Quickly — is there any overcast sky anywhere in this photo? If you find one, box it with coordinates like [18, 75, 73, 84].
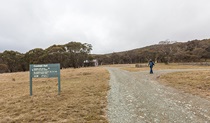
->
[0, 0, 210, 54]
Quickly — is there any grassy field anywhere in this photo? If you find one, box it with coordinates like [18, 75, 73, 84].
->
[121, 63, 210, 72]
[159, 71, 210, 100]
[0, 67, 109, 123]
[1, 63, 210, 122]
[120, 63, 210, 100]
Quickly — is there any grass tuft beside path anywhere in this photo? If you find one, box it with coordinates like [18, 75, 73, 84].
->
[159, 71, 210, 100]
[121, 63, 210, 72]
[120, 63, 210, 100]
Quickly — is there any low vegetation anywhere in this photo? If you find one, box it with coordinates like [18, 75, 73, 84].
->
[159, 71, 210, 100]
[1, 63, 210, 122]
[121, 63, 210, 100]
[0, 67, 109, 123]
[121, 63, 210, 72]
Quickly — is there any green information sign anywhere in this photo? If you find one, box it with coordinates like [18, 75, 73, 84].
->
[29, 63, 61, 96]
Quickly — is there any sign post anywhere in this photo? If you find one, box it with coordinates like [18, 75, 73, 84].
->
[29, 63, 61, 96]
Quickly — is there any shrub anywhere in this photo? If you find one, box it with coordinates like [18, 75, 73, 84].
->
[0, 64, 9, 73]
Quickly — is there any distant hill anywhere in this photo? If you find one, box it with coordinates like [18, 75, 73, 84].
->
[93, 39, 210, 65]
[1, 39, 210, 73]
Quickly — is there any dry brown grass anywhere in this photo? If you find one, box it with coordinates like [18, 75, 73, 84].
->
[0, 67, 109, 123]
[159, 71, 210, 100]
[120, 63, 210, 100]
[103, 64, 134, 68]
[121, 63, 210, 72]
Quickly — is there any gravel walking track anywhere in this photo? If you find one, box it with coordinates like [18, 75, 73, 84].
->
[106, 67, 210, 123]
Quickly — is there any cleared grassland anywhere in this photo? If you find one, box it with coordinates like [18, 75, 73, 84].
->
[121, 63, 210, 72]
[1, 63, 210, 122]
[0, 67, 109, 123]
[159, 71, 210, 100]
[121, 63, 210, 100]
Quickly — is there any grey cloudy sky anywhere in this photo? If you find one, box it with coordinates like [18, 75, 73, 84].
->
[0, 0, 210, 54]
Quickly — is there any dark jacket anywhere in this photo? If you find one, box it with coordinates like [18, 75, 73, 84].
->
[149, 61, 154, 67]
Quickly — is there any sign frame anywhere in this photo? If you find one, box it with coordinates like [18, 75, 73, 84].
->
[29, 63, 61, 96]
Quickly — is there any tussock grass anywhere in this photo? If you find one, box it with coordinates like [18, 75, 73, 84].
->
[120, 63, 210, 100]
[159, 71, 210, 100]
[122, 63, 210, 72]
[0, 67, 109, 123]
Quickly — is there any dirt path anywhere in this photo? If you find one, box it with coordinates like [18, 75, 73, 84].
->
[106, 68, 210, 123]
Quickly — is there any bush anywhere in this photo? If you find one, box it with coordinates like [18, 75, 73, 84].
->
[0, 64, 9, 73]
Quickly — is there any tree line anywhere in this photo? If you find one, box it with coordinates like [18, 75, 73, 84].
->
[1, 39, 210, 73]
[0, 42, 92, 73]
[94, 39, 210, 65]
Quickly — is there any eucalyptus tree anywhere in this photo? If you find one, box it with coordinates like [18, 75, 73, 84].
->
[64, 42, 92, 68]
[0, 53, 8, 73]
[1, 50, 24, 72]
[24, 48, 45, 70]
[44, 45, 66, 68]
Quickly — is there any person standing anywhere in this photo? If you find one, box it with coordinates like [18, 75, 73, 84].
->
[148, 59, 155, 74]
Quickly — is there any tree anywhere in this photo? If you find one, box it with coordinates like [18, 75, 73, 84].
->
[110, 53, 120, 64]
[94, 55, 110, 65]
[44, 45, 66, 67]
[0, 64, 9, 73]
[64, 42, 92, 68]
[25, 48, 45, 64]
[158, 44, 174, 64]
[1, 50, 23, 72]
